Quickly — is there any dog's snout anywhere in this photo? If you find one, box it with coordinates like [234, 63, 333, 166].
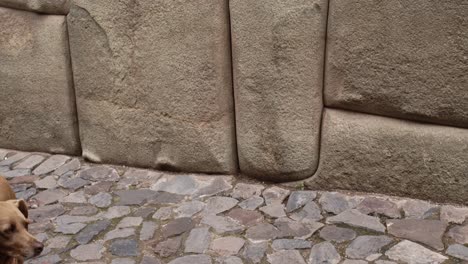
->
[33, 241, 44, 256]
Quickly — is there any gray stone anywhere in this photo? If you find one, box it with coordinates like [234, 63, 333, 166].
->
[175, 201, 206, 218]
[100, 206, 131, 219]
[16, 187, 37, 200]
[217, 256, 243, 264]
[47, 235, 71, 249]
[274, 219, 315, 239]
[326, 209, 385, 233]
[447, 224, 468, 244]
[117, 217, 143, 228]
[210, 236, 245, 256]
[260, 204, 286, 218]
[53, 158, 80, 176]
[2, 168, 30, 178]
[116, 189, 157, 206]
[0, 152, 29, 166]
[346, 235, 393, 259]
[267, 250, 306, 264]
[203, 197, 238, 215]
[168, 255, 212, 264]
[231, 183, 264, 200]
[61, 190, 87, 204]
[68, 0, 235, 173]
[149, 192, 185, 205]
[140, 221, 157, 241]
[290, 201, 322, 221]
[110, 239, 138, 257]
[89, 192, 113, 208]
[79, 166, 120, 182]
[70, 206, 98, 216]
[76, 219, 110, 244]
[230, 0, 327, 181]
[151, 175, 233, 198]
[342, 261, 368, 264]
[13, 155, 46, 170]
[29, 204, 65, 222]
[104, 228, 135, 241]
[201, 215, 244, 235]
[400, 199, 439, 219]
[226, 208, 264, 227]
[34, 176, 58, 189]
[84, 181, 113, 195]
[120, 168, 162, 189]
[242, 241, 267, 264]
[141, 256, 162, 264]
[55, 222, 86, 235]
[385, 240, 447, 264]
[441, 205, 468, 224]
[307, 109, 468, 204]
[152, 207, 173, 220]
[33, 155, 71, 175]
[154, 236, 182, 258]
[262, 187, 290, 205]
[245, 223, 278, 242]
[162, 217, 194, 238]
[447, 244, 468, 261]
[112, 259, 136, 264]
[58, 176, 89, 191]
[319, 225, 357, 243]
[272, 239, 312, 250]
[286, 191, 317, 213]
[27, 254, 62, 264]
[185, 227, 211, 254]
[387, 219, 446, 250]
[132, 207, 155, 219]
[319, 192, 362, 215]
[374, 261, 396, 264]
[33, 189, 68, 206]
[309, 242, 341, 264]
[238, 196, 264, 210]
[0, 6, 80, 155]
[70, 243, 104, 261]
[356, 197, 401, 218]
[324, 0, 468, 128]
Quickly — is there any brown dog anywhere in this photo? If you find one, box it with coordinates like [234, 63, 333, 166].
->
[0, 176, 43, 264]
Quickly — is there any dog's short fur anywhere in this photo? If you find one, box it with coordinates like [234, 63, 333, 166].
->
[0, 176, 43, 264]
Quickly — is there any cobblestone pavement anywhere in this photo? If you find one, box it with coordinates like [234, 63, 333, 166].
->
[1, 149, 468, 264]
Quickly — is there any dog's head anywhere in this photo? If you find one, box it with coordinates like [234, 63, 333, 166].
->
[0, 200, 43, 259]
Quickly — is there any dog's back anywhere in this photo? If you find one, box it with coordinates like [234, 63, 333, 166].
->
[0, 176, 16, 202]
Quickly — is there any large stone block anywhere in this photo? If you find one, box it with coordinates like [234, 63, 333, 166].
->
[0, 7, 79, 154]
[67, 0, 235, 173]
[0, 0, 69, 14]
[230, 0, 328, 181]
[307, 109, 468, 205]
[325, 0, 468, 127]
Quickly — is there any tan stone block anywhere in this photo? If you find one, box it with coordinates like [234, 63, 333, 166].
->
[0, 0, 69, 14]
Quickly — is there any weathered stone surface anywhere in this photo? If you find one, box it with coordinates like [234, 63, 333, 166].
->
[154, 236, 182, 258]
[0, 0, 69, 14]
[387, 219, 446, 250]
[441, 205, 468, 224]
[33, 155, 71, 175]
[346, 235, 393, 259]
[262, 187, 290, 205]
[33, 189, 68, 206]
[168, 255, 212, 264]
[447, 244, 468, 261]
[0, 7, 79, 155]
[309, 242, 341, 264]
[29, 204, 65, 222]
[75, 219, 110, 244]
[61, 190, 87, 204]
[116, 189, 157, 206]
[89, 192, 113, 208]
[201, 215, 244, 235]
[59, 176, 89, 191]
[356, 197, 401, 218]
[325, 0, 468, 128]
[290, 201, 322, 221]
[117, 217, 143, 229]
[140, 221, 157, 241]
[13, 154, 46, 170]
[0, 152, 28, 166]
[260, 204, 286, 218]
[319, 192, 362, 215]
[141, 256, 162, 264]
[84, 181, 113, 195]
[447, 224, 468, 244]
[267, 250, 306, 264]
[319, 225, 356, 243]
[53, 158, 80, 176]
[35, 176, 58, 189]
[112, 259, 136, 264]
[185, 227, 211, 254]
[204, 197, 238, 215]
[47, 235, 71, 249]
[70, 205, 98, 216]
[307, 109, 468, 204]
[245, 223, 278, 242]
[217, 256, 243, 264]
[151, 175, 233, 198]
[271, 239, 312, 250]
[342, 260, 367, 264]
[231, 183, 265, 200]
[238, 196, 264, 210]
[110, 239, 138, 257]
[162, 217, 194, 238]
[399, 199, 439, 219]
[174, 201, 205, 218]
[286, 191, 317, 213]
[230, 0, 327, 180]
[104, 228, 135, 241]
[274, 218, 317, 239]
[385, 240, 447, 264]
[70, 243, 104, 261]
[99, 206, 131, 219]
[210, 236, 245, 256]
[152, 207, 173, 221]
[78, 166, 120, 182]
[68, 0, 235, 173]
[226, 208, 264, 227]
[326, 209, 385, 233]
[242, 241, 267, 264]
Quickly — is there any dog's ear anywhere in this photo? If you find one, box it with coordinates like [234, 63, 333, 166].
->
[7, 199, 28, 218]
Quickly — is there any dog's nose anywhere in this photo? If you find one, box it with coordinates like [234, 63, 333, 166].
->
[33, 241, 44, 256]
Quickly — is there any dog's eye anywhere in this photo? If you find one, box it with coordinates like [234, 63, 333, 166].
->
[4, 224, 16, 235]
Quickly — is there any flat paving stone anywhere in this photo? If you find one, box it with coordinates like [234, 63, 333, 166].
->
[238, 196, 264, 210]
[201, 215, 244, 235]
[356, 197, 401, 218]
[140, 221, 157, 241]
[290, 201, 322, 221]
[346, 235, 393, 259]
[386, 219, 446, 250]
[70, 206, 99, 216]
[210, 236, 245, 256]
[13, 154, 46, 170]
[58, 176, 89, 190]
[260, 203, 286, 218]
[116, 189, 157, 205]
[267, 250, 306, 264]
[79, 166, 120, 182]
[0, 152, 29, 166]
[309, 241, 341, 264]
[117, 217, 143, 228]
[175, 201, 206, 218]
[326, 209, 386, 233]
[446, 244, 468, 261]
[441, 205, 468, 224]
[33, 155, 70, 175]
[33, 189, 68, 206]
[75, 219, 110, 244]
[61, 190, 87, 204]
[152, 207, 173, 220]
[245, 223, 278, 242]
[105, 228, 135, 241]
[226, 208, 264, 227]
[271, 239, 312, 250]
[110, 239, 138, 257]
[89, 192, 113, 208]
[151, 175, 232, 198]
[154, 236, 182, 258]
[385, 240, 448, 264]
[319, 192, 362, 215]
[447, 224, 468, 244]
[242, 241, 267, 264]
[185, 227, 211, 254]
[274, 219, 315, 239]
[319, 225, 357, 243]
[262, 186, 290, 205]
[203, 197, 238, 215]
[29, 204, 65, 222]
[400, 199, 439, 219]
[231, 183, 264, 200]
[286, 191, 317, 213]
[70, 243, 104, 261]
[99, 206, 131, 219]
[168, 255, 212, 264]
[53, 158, 81, 176]
[162, 217, 195, 238]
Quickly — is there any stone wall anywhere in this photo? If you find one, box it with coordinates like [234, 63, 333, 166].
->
[0, 0, 467, 204]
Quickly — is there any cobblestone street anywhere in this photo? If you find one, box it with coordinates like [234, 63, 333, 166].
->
[1, 149, 467, 264]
